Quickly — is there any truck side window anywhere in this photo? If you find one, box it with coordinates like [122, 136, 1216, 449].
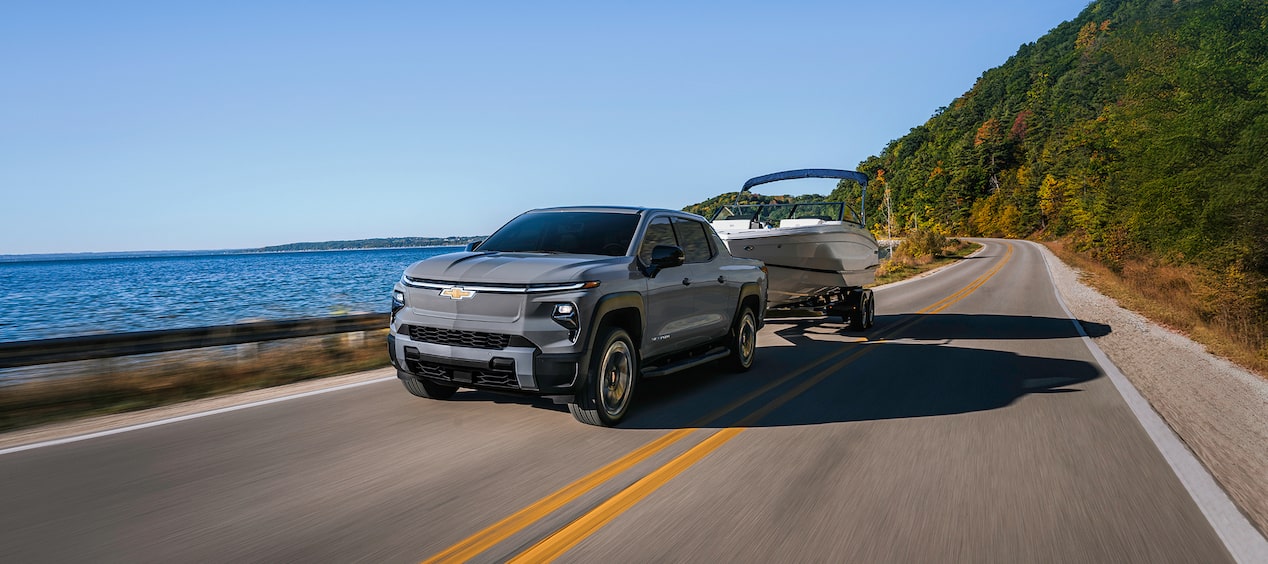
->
[707, 228, 728, 257]
[671, 217, 714, 264]
[638, 217, 678, 264]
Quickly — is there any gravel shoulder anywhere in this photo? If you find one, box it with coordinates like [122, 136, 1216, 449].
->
[1036, 242, 1268, 538]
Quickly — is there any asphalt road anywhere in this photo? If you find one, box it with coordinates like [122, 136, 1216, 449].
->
[0, 240, 1234, 562]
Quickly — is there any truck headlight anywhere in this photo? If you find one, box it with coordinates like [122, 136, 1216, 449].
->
[392, 289, 406, 314]
[552, 302, 579, 337]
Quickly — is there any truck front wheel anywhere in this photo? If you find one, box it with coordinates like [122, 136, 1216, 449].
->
[569, 326, 637, 426]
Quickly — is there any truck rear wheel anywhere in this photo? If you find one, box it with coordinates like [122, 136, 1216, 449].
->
[727, 306, 757, 371]
[569, 326, 637, 426]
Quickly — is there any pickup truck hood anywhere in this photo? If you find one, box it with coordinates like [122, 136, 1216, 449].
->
[403, 251, 629, 285]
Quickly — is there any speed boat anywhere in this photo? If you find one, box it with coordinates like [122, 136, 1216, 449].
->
[709, 169, 879, 312]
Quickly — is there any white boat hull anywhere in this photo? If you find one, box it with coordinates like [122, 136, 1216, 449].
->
[715, 223, 878, 307]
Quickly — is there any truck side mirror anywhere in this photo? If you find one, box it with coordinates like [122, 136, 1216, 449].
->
[465, 240, 483, 252]
[646, 245, 685, 277]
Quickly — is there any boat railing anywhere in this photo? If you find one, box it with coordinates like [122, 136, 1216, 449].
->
[710, 201, 863, 227]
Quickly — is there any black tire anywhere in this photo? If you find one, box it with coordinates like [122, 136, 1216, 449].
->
[401, 375, 458, 400]
[847, 289, 872, 331]
[569, 326, 637, 426]
[863, 289, 876, 329]
[727, 306, 758, 371]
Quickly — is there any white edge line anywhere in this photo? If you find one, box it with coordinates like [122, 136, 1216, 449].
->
[871, 238, 990, 293]
[1029, 240, 1268, 563]
[0, 375, 397, 457]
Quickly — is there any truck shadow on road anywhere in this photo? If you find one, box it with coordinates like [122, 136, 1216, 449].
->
[621, 312, 1108, 429]
[781, 313, 1112, 341]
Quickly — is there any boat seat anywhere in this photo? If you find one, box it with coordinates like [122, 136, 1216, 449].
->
[711, 219, 754, 231]
[778, 218, 828, 227]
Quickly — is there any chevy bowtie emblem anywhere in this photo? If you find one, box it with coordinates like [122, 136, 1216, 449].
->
[439, 286, 475, 300]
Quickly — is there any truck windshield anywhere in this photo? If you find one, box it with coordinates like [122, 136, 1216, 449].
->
[477, 211, 640, 256]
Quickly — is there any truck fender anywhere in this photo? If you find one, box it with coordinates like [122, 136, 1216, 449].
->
[574, 292, 645, 408]
[735, 282, 766, 329]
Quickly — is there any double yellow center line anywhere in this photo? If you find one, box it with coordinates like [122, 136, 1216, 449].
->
[922, 243, 1013, 314]
[427, 242, 1014, 563]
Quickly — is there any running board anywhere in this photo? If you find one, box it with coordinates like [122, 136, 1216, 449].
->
[640, 347, 730, 378]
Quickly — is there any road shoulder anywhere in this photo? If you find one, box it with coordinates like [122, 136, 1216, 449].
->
[0, 368, 397, 453]
[1033, 241, 1268, 557]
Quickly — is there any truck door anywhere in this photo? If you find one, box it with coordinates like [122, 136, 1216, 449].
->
[639, 216, 692, 360]
[670, 217, 732, 343]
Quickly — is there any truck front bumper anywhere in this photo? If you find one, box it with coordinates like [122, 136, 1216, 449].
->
[389, 333, 583, 399]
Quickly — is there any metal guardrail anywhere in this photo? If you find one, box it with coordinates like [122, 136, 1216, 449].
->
[0, 313, 389, 369]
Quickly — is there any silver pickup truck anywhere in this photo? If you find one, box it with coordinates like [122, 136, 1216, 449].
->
[389, 206, 767, 426]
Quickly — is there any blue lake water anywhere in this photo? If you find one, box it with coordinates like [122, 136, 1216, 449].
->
[0, 247, 461, 342]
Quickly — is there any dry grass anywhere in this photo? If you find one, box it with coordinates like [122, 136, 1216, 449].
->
[0, 330, 391, 432]
[872, 239, 980, 287]
[1045, 239, 1268, 378]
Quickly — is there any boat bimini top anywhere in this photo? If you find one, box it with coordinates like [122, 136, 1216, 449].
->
[715, 168, 870, 228]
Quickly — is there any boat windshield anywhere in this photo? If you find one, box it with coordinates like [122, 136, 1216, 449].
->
[710, 202, 861, 226]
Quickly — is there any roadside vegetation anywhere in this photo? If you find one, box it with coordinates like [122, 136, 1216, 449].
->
[0, 331, 390, 432]
[1047, 239, 1267, 377]
[847, 0, 1267, 373]
[687, 0, 1267, 374]
[872, 230, 979, 287]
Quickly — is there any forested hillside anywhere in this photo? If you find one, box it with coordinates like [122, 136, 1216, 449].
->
[858, 0, 1267, 358]
[687, 0, 1267, 360]
[859, 0, 1266, 274]
[683, 191, 863, 220]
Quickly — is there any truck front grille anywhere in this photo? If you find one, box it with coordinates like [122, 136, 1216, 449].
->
[406, 359, 520, 390]
[402, 325, 511, 350]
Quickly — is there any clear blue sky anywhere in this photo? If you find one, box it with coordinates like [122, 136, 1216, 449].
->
[1, 1, 1090, 254]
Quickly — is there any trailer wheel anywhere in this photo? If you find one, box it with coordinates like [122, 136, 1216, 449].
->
[844, 288, 874, 331]
[862, 289, 875, 329]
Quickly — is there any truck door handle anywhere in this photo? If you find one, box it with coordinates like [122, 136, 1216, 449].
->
[682, 278, 691, 286]
[717, 276, 726, 284]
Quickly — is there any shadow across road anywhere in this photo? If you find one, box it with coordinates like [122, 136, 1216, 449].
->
[774, 313, 1111, 343]
[447, 390, 569, 413]
[625, 341, 1100, 429]
[430, 312, 1110, 430]
[624, 312, 1108, 429]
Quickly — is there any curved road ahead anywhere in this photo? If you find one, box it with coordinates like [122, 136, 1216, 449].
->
[0, 240, 1236, 562]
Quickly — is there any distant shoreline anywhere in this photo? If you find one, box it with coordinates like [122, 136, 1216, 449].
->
[0, 238, 486, 264]
[248, 236, 484, 254]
